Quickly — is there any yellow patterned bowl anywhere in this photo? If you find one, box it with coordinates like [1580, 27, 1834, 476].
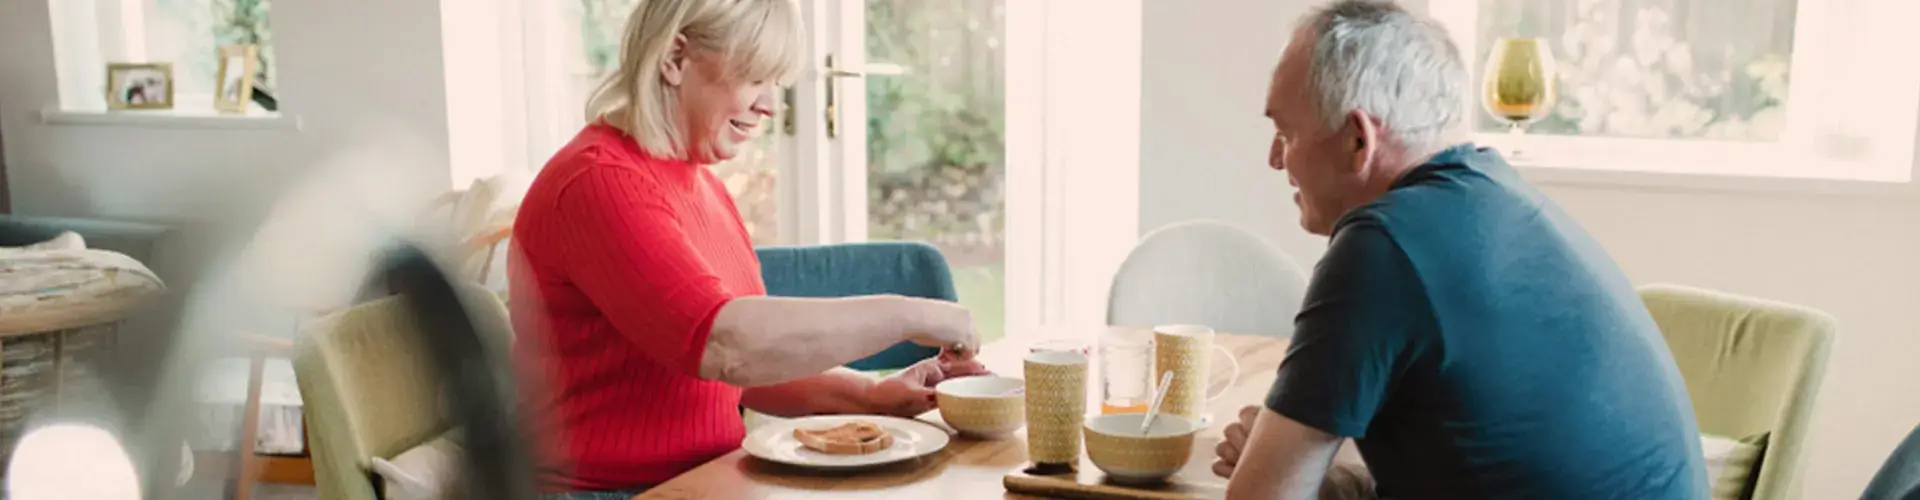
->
[935, 375, 1026, 439]
[1083, 413, 1201, 483]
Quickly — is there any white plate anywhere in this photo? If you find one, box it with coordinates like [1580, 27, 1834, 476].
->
[741, 415, 951, 470]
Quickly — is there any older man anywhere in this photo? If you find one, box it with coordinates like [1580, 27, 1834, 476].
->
[1210, 1, 1708, 499]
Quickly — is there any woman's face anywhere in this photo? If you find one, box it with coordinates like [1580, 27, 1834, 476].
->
[675, 50, 779, 164]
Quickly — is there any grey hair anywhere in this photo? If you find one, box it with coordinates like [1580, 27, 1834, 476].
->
[1297, 0, 1466, 154]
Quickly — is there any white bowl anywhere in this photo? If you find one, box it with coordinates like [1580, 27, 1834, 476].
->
[935, 375, 1026, 439]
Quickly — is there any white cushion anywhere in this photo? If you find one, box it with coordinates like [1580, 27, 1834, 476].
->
[1700, 433, 1767, 500]
[1701, 434, 1739, 480]
[369, 432, 465, 500]
[0, 245, 165, 335]
[10, 231, 86, 251]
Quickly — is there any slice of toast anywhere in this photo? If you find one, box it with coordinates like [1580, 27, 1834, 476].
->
[793, 421, 895, 455]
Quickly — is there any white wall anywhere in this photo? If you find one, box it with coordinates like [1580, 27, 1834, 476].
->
[1139, 0, 1326, 262]
[1139, 0, 1920, 497]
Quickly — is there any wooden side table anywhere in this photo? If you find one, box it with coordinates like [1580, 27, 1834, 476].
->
[230, 333, 314, 500]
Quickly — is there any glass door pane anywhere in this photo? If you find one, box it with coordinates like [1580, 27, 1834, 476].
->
[863, 0, 1007, 341]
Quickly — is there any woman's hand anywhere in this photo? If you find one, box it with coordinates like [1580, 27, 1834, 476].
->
[902, 298, 981, 356]
[863, 356, 993, 417]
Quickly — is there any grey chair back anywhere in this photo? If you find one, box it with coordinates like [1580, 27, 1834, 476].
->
[1107, 220, 1308, 338]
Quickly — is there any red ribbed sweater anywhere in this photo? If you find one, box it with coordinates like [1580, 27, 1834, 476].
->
[509, 123, 765, 492]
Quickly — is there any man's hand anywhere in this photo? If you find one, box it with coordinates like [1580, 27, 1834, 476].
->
[864, 355, 992, 417]
[1216, 406, 1344, 500]
[1214, 405, 1261, 478]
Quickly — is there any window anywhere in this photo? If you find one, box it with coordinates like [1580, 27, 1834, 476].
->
[1431, 0, 1920, 182]
[51, 0, 276, 110]
[146, 0, 277, 98]
[1475, 0, 1791, 142]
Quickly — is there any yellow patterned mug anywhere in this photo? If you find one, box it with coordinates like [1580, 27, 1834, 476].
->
[1151, 324, 1242, 421]
[1024, 350, 1089, 465]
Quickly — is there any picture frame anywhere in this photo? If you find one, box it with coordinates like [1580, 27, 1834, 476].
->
[215, 45, 260, 113]
[106, 63, 175, 111]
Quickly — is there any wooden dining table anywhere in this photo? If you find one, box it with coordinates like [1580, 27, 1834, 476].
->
[635, 329, 1295, 500]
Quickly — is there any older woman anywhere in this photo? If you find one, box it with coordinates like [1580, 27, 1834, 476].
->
[509, 0, 985, 497]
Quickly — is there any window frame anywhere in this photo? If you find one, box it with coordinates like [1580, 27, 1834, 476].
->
[1427, 0, 1920, 184]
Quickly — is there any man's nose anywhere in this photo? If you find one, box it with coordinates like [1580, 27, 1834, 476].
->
[1268, 140, 1285, 171]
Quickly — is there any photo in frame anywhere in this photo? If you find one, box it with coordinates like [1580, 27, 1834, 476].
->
[214, 45, 260, 113]
[106, 63, 174, 110]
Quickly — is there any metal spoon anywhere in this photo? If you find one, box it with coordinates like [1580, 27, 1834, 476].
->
[1140, 370, 1176, 435]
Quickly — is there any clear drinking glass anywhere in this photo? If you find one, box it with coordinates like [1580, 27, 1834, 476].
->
[1099, 329, 1154, 414]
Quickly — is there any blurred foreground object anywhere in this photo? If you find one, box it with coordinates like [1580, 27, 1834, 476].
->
[0, 231, 165, 475]
[7, 423, 142, 499]
[0, 123, 532, 499]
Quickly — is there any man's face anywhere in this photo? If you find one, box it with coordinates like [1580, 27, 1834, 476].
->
[1266, 31, 1368, 236]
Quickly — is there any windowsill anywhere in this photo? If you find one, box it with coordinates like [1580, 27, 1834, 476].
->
[1472, 132, 1920, 200]
[38, 106, 301, 130]
[1512, 160, 1920, 200]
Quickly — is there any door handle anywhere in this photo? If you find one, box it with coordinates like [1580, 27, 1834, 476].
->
[782, 86, 797, 136]
[824, 55, 906, 138]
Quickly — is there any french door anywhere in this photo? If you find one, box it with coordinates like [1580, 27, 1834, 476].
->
[522, 0, 1039, 340]
[785, 0, 1022, 341]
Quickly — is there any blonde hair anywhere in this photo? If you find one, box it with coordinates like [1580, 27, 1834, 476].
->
[586, 0, 806, 159]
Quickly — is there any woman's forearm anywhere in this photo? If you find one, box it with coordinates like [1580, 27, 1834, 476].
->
[696, 295, 965, 387]
[738, 368, 879, 417]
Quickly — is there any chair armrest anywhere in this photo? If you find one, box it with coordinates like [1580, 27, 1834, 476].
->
[238, 332, 295, 358]
[463, 225, 512, 253]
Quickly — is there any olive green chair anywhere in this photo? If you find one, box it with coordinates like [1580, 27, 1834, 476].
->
[293, 288, 512, 500]
[1640, 284, 1835, 500]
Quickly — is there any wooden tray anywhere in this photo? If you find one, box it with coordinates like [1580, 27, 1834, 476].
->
[1004, 463, 1227, 500]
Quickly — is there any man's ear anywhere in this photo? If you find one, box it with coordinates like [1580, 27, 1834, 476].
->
[1346, 109, 1379, 173]
[661, 33, 689, 87]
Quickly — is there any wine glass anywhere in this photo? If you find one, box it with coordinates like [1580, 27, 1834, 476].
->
[1481, 37, 1558, 135]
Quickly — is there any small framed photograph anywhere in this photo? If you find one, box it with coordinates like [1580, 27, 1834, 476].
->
[215, 45, 259, 113]
[106, 62, 174, 110]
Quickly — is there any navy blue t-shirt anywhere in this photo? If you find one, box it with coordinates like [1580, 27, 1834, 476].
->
[1264, 145, 1708, 499]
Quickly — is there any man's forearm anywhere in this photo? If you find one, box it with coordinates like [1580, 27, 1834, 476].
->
[1226, 409, 1342, 500]
[699, 295, 941, 387]
[739, 368, 879, 418]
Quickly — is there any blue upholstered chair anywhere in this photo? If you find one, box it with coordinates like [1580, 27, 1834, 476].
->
[754, 242, 953, 371]
[1865, 423, 1920, 500]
